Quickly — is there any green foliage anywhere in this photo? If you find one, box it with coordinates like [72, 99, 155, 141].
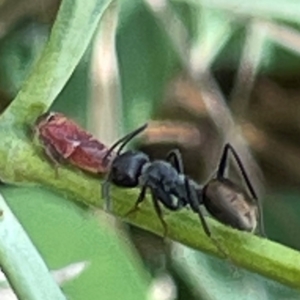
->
[173, 245, 300, 300]
[2, 186, 149, 300]
[0, 189, 66, 300]
[1, 0, 300, 299]
[0, 22, 48, 95]
[117, 1, 181, 130]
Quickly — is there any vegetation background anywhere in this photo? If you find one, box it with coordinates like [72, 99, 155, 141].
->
[1, 0, 300, 299]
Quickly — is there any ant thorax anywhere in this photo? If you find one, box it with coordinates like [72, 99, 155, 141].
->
[138, 160, 182, 187]
[138, 160, 187, 209]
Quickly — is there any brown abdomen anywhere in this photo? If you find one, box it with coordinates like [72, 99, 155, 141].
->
[203, 178, 257, 232]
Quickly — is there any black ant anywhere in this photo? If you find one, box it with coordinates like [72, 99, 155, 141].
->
[101, 124, 265, 240]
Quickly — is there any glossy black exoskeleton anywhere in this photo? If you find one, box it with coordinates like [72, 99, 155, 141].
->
[102, 124, 265, 238]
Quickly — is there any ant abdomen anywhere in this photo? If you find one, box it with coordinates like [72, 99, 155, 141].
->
[203, 178, 258, 232]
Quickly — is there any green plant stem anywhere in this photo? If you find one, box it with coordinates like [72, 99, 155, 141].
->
[0, 0, 298, 293]
[0, 192, 67, 300]
[0, 131, 299, 290]
[0, 0, 112, 298]
[0, 0, 112, 127]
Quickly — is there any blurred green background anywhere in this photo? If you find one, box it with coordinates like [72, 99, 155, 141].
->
[1, 0, 300, 299]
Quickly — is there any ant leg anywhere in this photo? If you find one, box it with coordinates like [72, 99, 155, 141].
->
[166, 149, 184, 174]
[186, 179, 229, 257]
[124, 185, 147, 217]
[217, 144, 266, 237]
[184, 178, 211, 237]
[102, 171, 113, 212]
[217, 144, 256, 197]
[167, 151, 215, 235]
[151, 190, 168, 238]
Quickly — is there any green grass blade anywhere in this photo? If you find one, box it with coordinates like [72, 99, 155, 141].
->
[0, 0, 112, 126]
[0, 193, 66, 300]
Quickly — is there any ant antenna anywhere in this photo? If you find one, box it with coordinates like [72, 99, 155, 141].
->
[103, 123, 148, 162]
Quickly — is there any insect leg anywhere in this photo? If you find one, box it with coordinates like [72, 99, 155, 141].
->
[186, 179, 230, 257]
[124, 185, 147, 217]
[102, 171, 113, 212]
[217, 144, 256, 196]
[217, 143, 266, 237]
[167, 150, 216, 235]
[166, 149, 184, 174]
[151, 190, 168, 238]
[184, 178, 211, 237]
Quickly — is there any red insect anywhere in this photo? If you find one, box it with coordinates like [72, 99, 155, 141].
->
[34, 112, 114, 174]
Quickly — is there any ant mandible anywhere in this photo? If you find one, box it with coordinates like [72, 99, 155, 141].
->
[101, 123, 265, 239]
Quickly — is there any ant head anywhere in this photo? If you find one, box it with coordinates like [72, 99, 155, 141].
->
[105, 123, 149, 187]
[110, 150, 149, 187]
